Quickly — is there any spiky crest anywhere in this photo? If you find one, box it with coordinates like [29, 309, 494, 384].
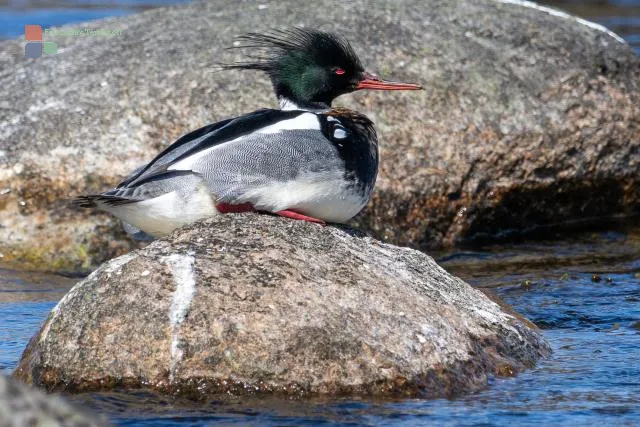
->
[223, 28, 365, 109]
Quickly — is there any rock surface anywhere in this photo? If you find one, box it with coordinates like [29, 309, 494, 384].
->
[14, 214, 549, 398]
[1, 0, 639, 271]
[0, 375, 110, 427]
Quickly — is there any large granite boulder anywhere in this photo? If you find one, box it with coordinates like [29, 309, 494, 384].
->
[0, 375, 110, 427]
[1, 0, 638, 271]
[14, 214, 550, 398]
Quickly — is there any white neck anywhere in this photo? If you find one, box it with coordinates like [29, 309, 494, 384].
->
[278, 97, 331, 113]
[279, 98, 301, 111]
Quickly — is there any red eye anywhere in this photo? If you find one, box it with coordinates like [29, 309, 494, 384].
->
[334, 68, 345, 75]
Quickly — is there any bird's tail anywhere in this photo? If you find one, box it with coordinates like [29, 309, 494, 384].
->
[72, 195, 99, 208]
[72, 194, 137, 209]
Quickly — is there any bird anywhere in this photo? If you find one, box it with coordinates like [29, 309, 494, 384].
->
[74, 28, 422, 238]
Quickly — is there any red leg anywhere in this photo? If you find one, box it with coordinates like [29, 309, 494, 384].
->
[216, 202, 256, 214]
[276, 209, 326, 224]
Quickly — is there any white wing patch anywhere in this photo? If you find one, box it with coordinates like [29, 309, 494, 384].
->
[258, 113, 320, 134]
[333, 126, 348, 140]
[327, 116, 348, 139]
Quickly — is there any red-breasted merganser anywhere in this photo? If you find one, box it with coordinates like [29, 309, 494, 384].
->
[75, 28, 422, 238]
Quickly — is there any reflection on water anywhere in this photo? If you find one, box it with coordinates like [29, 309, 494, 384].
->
[0, 268, 74, 374]
[439, 227, 640, 282]
[0, 268, 76, 303]
[1, 227, 639, 425]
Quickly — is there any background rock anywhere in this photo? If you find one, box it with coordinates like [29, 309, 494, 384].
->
[1, 0, 638, 271]
[14, 214, 550, 398]
[0, 375, 110, 427]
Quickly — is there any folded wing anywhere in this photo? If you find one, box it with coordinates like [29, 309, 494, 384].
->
[111, 109, 347, 212]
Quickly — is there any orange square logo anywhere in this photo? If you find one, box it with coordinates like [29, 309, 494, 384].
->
[25, 25, 42, 41]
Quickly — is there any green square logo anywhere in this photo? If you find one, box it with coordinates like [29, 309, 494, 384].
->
[43, 42, 57, 55]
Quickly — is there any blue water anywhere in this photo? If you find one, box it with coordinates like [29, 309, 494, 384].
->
[0, 301, 56, 372]
[0, 269, 74, 374]
[0, 0, 190, 39]
[2, 228, 639, 426]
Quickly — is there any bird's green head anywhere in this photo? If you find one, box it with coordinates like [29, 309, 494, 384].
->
[224, 28, 422, 109]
